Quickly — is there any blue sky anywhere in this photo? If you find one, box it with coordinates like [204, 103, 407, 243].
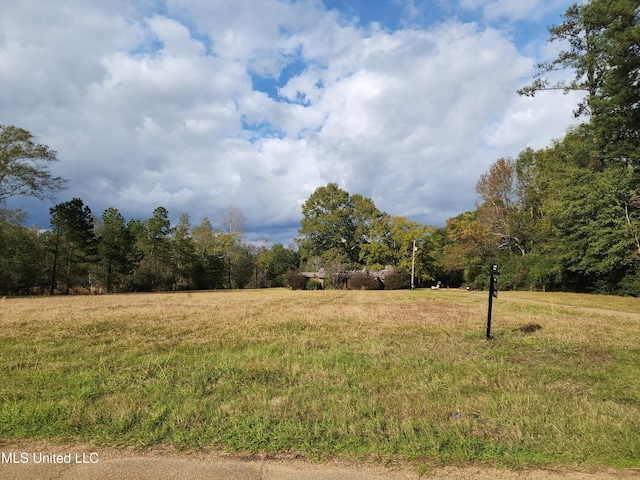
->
[1, 0, 581, 245]
[323, 0, 409, 29]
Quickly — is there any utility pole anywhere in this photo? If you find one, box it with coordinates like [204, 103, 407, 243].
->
[411, 240, 417, 289]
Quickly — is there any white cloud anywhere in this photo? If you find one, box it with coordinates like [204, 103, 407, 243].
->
[485, 92, 582, 151]
[460, 0, 570, 22]
[271, 22, 537, 219]
[0, 0, 579, 243]
[145, 16, 206, 57]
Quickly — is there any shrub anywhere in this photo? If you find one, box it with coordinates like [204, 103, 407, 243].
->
[283, 270, 308, 290]
[383, 267, 411, 290]
[323, 258, 345, 289]
[348, 272, 383, 290]
[305, 279, 323, 290]
[616, 272, 640, 297]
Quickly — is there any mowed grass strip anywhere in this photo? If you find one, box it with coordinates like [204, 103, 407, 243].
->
[0, 290, 638, 468]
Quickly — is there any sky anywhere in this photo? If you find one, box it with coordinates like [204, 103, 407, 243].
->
[1, 0, 583, 246]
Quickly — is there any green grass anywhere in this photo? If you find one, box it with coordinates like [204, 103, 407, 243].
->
[0, 289, 638, 469]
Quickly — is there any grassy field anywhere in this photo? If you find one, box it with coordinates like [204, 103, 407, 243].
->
[0, 289, 638, 470]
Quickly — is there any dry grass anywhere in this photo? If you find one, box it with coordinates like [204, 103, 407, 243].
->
[0, 289, 638, 469]
[500, 290, 640, 315]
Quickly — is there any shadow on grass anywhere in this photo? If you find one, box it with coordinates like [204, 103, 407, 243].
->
[514, 323, 543, 334]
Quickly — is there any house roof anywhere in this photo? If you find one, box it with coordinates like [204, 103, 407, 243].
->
[300, 266, 394, 280]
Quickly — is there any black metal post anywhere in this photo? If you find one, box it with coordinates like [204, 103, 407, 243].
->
[486, 274, 493, 340]
[486, 264, 498, 340]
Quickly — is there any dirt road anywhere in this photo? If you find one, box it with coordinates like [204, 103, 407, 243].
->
[1, 440, 638, 480]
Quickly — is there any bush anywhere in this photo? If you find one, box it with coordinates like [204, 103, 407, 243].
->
[617, 272, 640, 297]
[383, 267, 410, 290]
[348, 272, 383, 290]
[305, 279, 323, 290]
[283, 270, 308, 290]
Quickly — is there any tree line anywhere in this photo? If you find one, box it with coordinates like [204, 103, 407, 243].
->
[0, 124, 300, 294]
[1, 0, 638, 295]
[445, 0, 640, 294]
[1, 198, 301, 294]
[291, 0, 640, 295]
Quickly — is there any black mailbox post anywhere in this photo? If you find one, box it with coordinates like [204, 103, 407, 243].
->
[486, 264, 499, 340]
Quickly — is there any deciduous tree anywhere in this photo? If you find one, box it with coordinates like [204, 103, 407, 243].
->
[296, 183, 383, 265]
[263, 243, 300, 287]
[0, 125, 67, 204]
[360, 215, 431, 276]
[191, 217, 225, 289]
[475, 157, 532, 256]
